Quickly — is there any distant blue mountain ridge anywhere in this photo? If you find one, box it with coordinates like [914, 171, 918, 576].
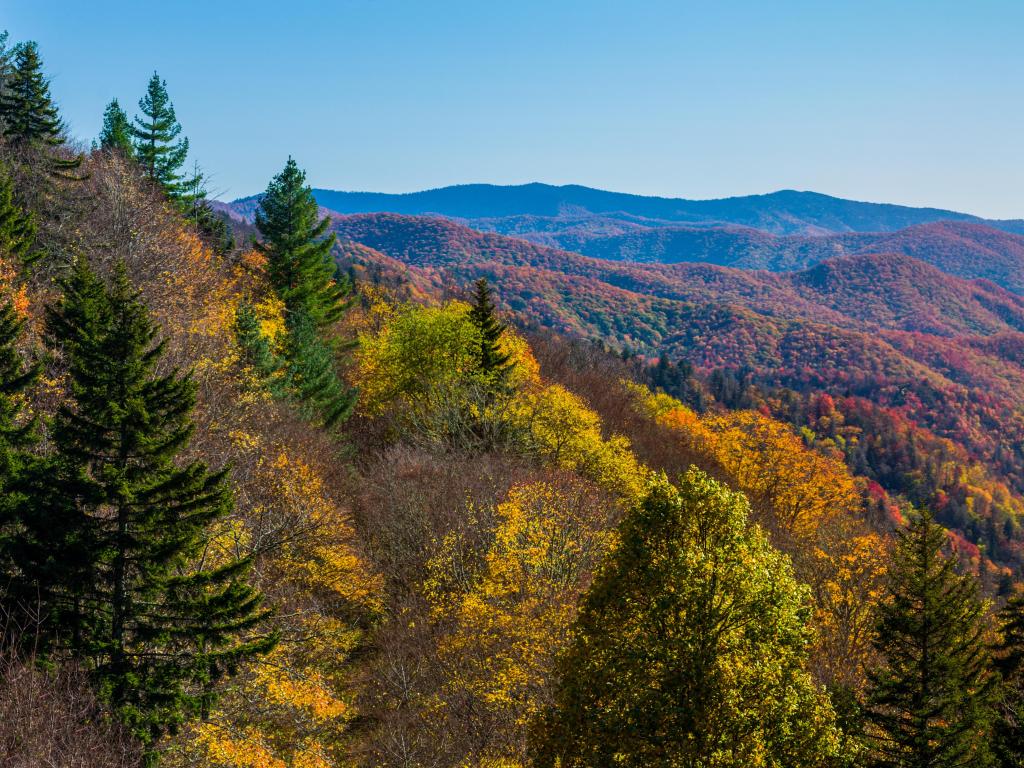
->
[261, 183, 1024, 237]
[219, 184, 1024, 292]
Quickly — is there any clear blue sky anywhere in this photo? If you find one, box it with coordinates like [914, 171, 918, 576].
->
[5, 0, 1023, 217]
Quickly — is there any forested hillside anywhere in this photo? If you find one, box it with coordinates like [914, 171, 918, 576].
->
[3, 31, 1024, 768]
[313, 212, 1024, 563]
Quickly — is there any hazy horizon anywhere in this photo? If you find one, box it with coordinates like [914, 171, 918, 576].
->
[6, 0, 1023, 218]
[254, 182, 1024, 221]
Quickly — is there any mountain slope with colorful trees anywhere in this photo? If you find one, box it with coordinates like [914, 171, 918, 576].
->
[3, 31, 1024, 768]
[315, 212, 1024, 579]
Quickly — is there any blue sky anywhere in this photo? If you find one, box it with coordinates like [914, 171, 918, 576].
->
[5, 1, 1023, 216]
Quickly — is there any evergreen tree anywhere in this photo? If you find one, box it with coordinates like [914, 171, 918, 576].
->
[234, 301, 283, 386]
[281, 309, 357, 429]
[20, 258, 273, 754]
[993, 593, 1024, 768]
[0, 41, 81, 173]
[0, 160, 40, 269]
[98, 98, 133, 155]
[468, 277, 511, 375]
[532, 469, 842, 768]
[0, 41, 60, 145]
[255, 158, 349, 327]
[0, 298, 38, 623]
[131, 73, 191, 198]
[866, 509, 997, 768]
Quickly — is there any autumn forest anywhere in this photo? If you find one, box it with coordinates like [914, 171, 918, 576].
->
[1, 26, 1024, 768]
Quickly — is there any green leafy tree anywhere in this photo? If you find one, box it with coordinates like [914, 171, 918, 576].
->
[20, 258, 273, 756]
[131, 73, 191, 198]
[254, 157, 349, 327]
[0, 160, 40, 269]
[993, 593, 1024, 768]
[98, 98, 133, 155]
[0, 41, 81, 173]
[866, 510, 997, 768]
[532, 469, 842, 768]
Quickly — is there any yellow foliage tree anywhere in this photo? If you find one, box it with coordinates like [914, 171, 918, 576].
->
[426, 479, 618, 766]
[628, 384, 887, 691]
[509, 384, 645, 501]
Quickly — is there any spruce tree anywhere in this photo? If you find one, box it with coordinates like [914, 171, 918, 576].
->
[255, 157, 349, 327]
[0, 160, 40, 269]
[532, 469, 842, 768]
[993, 593, 1024, 768]
[131, 73, 191, 198]
[282, 309, 357, 428]
[0, 42, 60, 145]
[0, 42, 81, 174]
[98, 98, 133, 155]
[22, 258, 273, 753]
[866, 510, 997, 768]
[468, 277, 511, 376]
[0, 297, 38, 624]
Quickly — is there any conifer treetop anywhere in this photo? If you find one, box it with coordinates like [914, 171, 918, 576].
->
[131, 72, 190, 197]
[255, 157, 348, 328]
[0, 41, 63, 146]
[99, 98, 133, 155]
[867, 509, 997, 768]
[468, 276, 512, 376]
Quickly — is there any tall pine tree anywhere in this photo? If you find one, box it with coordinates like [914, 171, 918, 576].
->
[0, 297, 38, 627]
[0, 41, 60, 146]
[99, 98, 133, 155]
[20, 258, 273, 754]
[866, 510, 997, 768]
[252, 158, 357, 429]
[255, 157, 349, 327]
[131, 73, 191, 198]
[0, 42, 81, 174]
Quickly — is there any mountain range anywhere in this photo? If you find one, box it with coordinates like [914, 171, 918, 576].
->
[293, 184, 1024, 236]
[222, 185, 1024, 498]
[222, 184, 1024, 292]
